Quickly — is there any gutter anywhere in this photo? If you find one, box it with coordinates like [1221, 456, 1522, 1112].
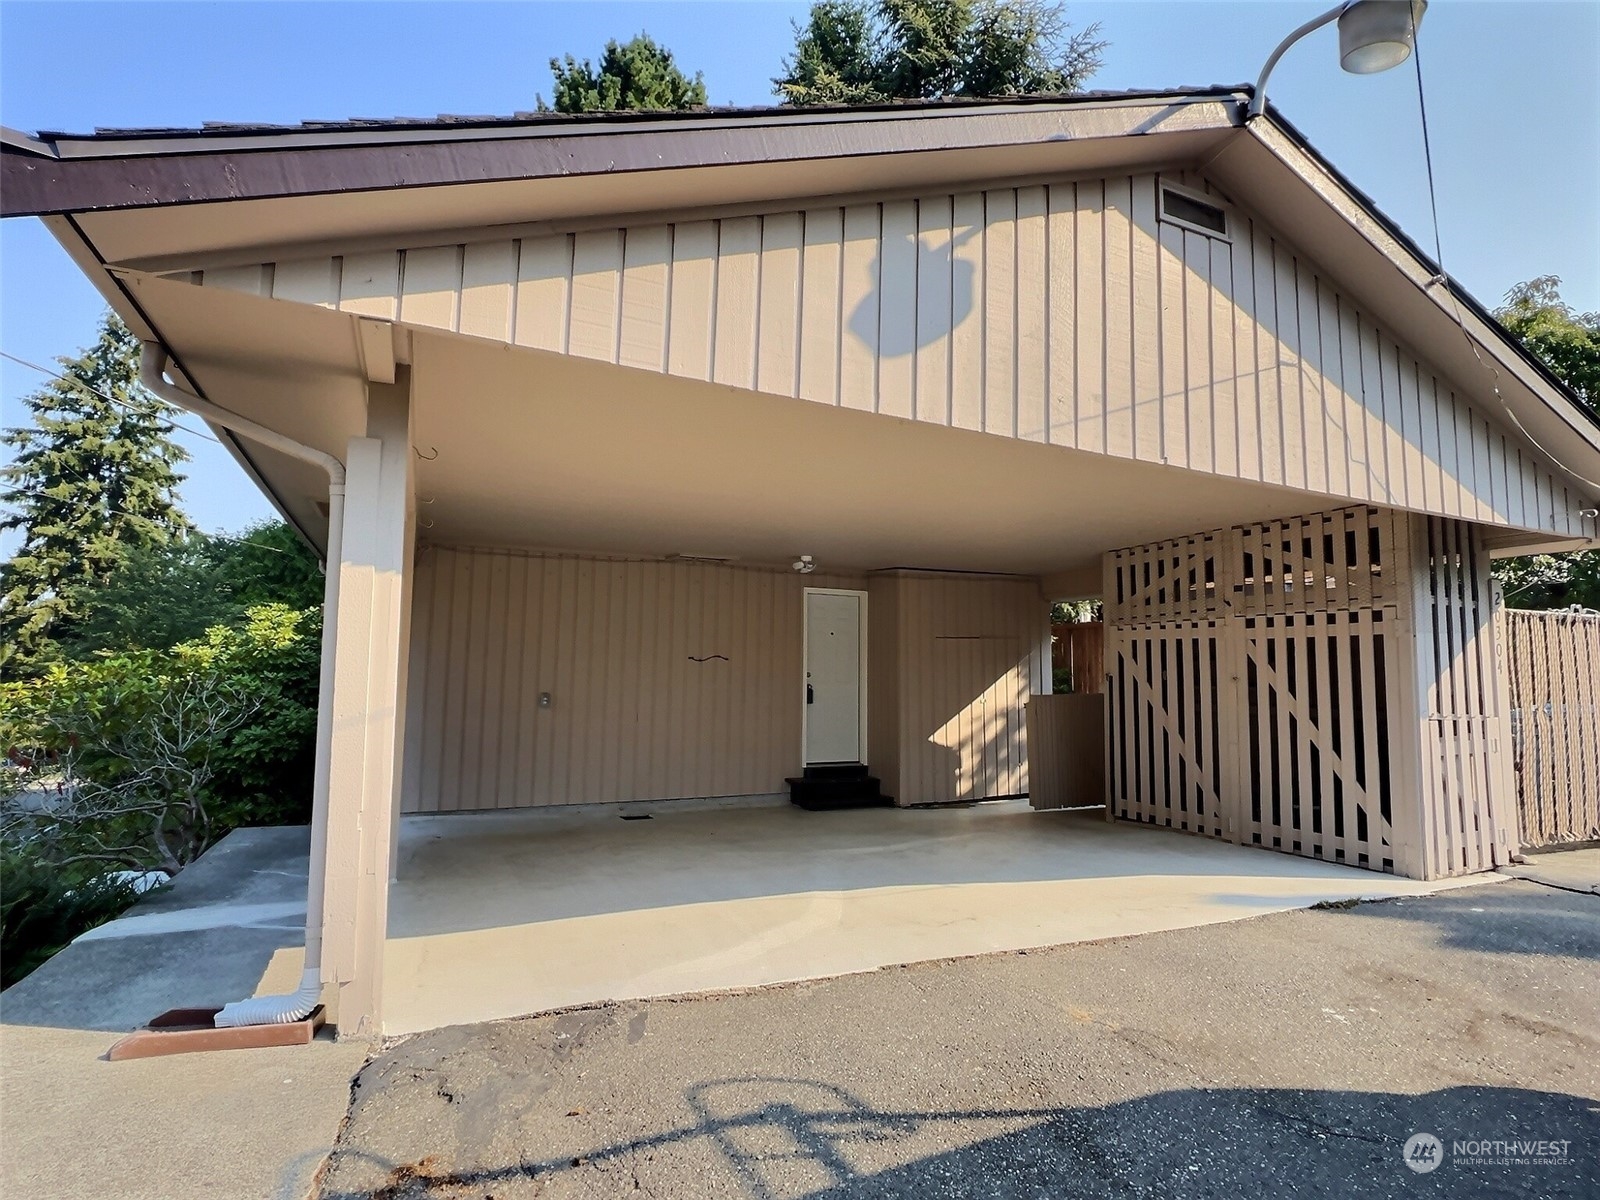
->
[138, 344, 341, 1028]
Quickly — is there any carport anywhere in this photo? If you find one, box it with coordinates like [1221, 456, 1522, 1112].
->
[7, 88, 1597, 1037]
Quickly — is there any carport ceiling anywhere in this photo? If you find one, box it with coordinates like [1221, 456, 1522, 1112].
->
[408, 330, 1330, 577]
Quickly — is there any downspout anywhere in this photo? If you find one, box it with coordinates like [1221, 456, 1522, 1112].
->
[139, 343, 342, 1028]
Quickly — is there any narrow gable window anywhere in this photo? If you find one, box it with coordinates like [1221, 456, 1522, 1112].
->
[1159, 183, 1229, 240]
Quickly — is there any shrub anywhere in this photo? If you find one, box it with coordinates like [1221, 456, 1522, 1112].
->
[0, 603, 318, 873]
[0, 849, 138, 988]
[170, 604, 320, 830]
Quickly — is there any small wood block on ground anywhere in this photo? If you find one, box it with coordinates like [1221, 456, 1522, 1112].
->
[106, 1006, 325, 1061]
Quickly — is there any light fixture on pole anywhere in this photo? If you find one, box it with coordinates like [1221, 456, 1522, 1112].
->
[1246, 0, 1426, 121]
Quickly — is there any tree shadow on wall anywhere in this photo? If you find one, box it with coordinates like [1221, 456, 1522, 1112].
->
[849, 226, 979, 359]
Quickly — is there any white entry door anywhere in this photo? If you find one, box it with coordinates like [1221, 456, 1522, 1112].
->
[804, 589, 866, 764]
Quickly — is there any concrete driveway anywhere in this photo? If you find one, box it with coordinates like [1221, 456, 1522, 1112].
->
[384, 801, 1496, 1034]
[319, 864, 1600, 1199]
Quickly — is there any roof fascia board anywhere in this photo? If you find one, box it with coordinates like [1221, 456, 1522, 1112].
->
[1484, 534, 1595, 558]
[1256, 112, 1595, 427]
[2, 95, 1242, 218]
[1, 126, 54, 157]
[39, 213, 161, 340]
[113, 155, 1205, 276]
[1247, 115, 1599, 444]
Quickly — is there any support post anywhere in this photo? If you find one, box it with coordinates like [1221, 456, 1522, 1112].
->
[1387, 512, 1431, 879]
[321, 373, 414, 1037]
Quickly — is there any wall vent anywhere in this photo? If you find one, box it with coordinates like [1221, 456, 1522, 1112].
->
[1159, 183, 1229, 239]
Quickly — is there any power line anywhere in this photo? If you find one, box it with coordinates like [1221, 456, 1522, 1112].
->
[3, 350, 313, 560]
[1408, 19, 1600, 497]
[2, 485, 300, 557]
[1, 349, 226, 447]
[1410, 25, 1445, 279]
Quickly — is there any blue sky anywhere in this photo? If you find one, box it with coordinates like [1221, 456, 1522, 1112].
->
[2, 1, 1597, 546]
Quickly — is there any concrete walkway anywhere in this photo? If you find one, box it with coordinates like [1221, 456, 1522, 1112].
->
[1500, 847, 1600, 894]
[0, 828, 368, 1200]
[383, 801, 1499, 1035]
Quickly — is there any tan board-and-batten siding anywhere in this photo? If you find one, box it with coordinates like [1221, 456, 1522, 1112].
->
[401, 547, 1049, 811]
[401, 548, 857, 811]
[869, 571, 1050, 806]
[196, 172, 1585, 540]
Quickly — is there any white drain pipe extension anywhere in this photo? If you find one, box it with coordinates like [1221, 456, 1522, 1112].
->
[139, 344, 343, 1027]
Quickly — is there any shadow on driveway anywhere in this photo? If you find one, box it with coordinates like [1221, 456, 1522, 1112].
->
[320, 1078, 1598, 1199]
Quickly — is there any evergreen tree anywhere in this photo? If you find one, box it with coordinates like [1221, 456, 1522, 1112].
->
[776, 0, 1105, 105]
[778, 1, 887, 106]
[1, 314, 192, 672]
[544, 33, 708, 113]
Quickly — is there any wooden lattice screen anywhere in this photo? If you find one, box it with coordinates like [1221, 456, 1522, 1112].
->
[1499, 607, 1600, 848]
[1105, 620, 1229, 840]
[1105, 507, 1514, 878]
[1237, 608, 1397, 869]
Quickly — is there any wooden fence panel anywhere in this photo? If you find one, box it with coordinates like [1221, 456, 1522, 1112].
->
[1104, 508, 1409, 867]
[1106, 620, 1229, 838]
[1500, 608, 1600, 848]
[1238, 609, 1397, 870]
[1105, 532, 1228, 625]
[1050, 622, 1104, 694]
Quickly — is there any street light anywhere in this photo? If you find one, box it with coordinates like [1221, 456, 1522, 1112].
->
[1246, 0, 1427, 120]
